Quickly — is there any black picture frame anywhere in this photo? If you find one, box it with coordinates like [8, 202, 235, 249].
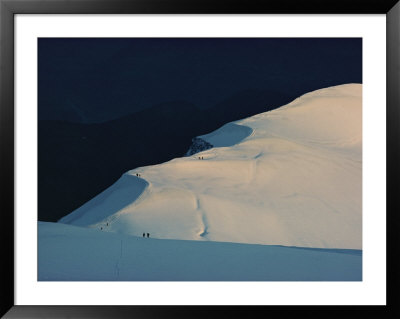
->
[1, 0, 399, 318]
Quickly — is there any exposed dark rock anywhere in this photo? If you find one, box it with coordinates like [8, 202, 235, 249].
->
[186, 138, 213, 156]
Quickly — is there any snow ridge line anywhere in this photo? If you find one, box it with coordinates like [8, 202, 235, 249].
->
[93, 176, 151, 228]
[59, 174, 149, 226]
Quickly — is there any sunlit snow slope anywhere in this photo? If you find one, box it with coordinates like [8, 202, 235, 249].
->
[59, 84, 362, 249]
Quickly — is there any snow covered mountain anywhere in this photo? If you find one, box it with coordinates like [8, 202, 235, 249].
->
[59, 84, 362, 250]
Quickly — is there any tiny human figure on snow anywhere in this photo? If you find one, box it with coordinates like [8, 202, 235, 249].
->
[143, 233, 145, 237]
[147, 233, 150, 238]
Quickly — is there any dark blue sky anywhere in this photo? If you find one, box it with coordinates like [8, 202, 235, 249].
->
[38, 38, 362, 123]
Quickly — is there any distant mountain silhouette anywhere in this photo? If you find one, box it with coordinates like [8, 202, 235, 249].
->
[38, 89, 300, 222]
[39, 38, 362, 123]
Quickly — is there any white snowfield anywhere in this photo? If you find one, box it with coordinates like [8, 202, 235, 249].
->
[39, 222, 361, 281]
[59, 84, 362, 250]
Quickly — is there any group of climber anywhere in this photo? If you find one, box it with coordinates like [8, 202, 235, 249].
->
[100, 222, 109, 231]
[100, 223, 150, 239]
[198, 156, 204, 160]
